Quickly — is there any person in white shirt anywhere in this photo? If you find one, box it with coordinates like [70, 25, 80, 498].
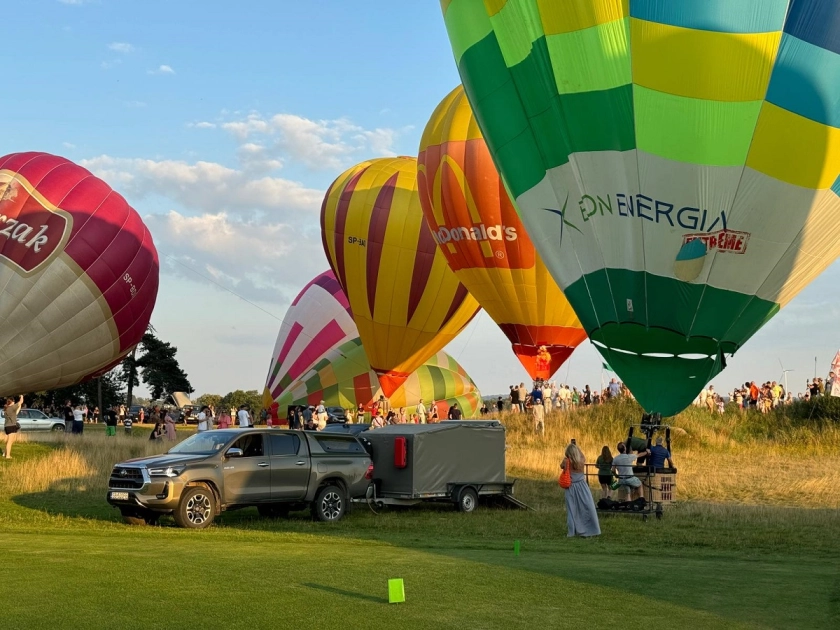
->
[196, 406, 212, 432]
[416, 399, 427, 424]
[237, 406, 251, 428]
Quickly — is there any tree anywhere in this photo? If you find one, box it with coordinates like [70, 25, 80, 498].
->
[194, 393, 223, 409]
[221, 390, 263, 413]
[120, 347, 140, 406]
[134, 332, 193, 400]
[26, 368, 124, 411]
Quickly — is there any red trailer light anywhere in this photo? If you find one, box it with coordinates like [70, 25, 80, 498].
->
[394, 437, 407, 468]
[364, 463, 374, 480]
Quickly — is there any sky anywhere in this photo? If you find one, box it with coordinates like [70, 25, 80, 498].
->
[6, 0, 840, 400]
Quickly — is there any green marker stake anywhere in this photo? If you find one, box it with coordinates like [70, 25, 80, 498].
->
[388, 578, 405, 604]
[514, 540, 521, 556]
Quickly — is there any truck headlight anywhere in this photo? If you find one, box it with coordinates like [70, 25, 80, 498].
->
[148, 466, 184, 478]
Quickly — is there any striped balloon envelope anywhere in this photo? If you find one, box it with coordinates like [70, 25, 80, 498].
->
[442, 0, 840, 416]
[263, 270, 373, 408]
[418, 85, 586, 380]
[264, 270, 481, 417]
[320, 157, 480, 397]
[0, 152, 159, 396]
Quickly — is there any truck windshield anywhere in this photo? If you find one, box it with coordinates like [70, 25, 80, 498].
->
[169, 432, 232, 454]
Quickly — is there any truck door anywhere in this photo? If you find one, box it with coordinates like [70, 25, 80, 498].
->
[223, 433, 272, 504]
[268, 433, 310, 499]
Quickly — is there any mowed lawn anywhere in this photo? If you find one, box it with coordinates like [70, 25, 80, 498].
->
[1, 436, 839, 629]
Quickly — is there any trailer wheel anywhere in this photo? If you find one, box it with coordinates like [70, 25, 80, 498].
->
[456, 487, 478, 513]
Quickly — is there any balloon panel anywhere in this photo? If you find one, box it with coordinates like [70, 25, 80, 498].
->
[443, 0, 840, 415]
[0, 152, 159, 396]
[264, 270, 358, 403]
[320, 157, 479, 396]
[418, 85, 586, 379]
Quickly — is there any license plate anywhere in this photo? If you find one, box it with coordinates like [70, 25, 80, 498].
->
[110, 491, 129, 501]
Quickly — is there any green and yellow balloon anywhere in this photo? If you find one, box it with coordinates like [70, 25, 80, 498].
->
[442, 0, 840, 415]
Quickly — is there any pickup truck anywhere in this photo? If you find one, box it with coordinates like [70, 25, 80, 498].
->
[106, 428, 373, 528]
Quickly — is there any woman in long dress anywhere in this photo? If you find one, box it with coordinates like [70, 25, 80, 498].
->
[561, 443, 601, 538]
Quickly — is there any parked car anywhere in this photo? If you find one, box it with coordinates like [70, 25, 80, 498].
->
[127, 405, 147, 422]
[106, 428, 373, 528]
[0, 408, 65, 432]
[326, 406, 347, 424]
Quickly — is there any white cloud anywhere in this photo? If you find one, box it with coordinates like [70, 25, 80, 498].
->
[146, 211, 326, 304]
[189, 121, 217, 129]
[149, 64, 175, 75]
[101, 59, 122, 70]
[108, 42, 134, 54]
[80, 155, 323, 216]
[62, 142, 76, 149]
[219, 112, 398, 170]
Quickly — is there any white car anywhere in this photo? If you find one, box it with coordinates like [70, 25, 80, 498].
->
[0, 408, 66, 431]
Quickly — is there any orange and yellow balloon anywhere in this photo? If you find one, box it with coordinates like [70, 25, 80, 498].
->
[320, 157, 480, 397]
[417, 86, 586, 381]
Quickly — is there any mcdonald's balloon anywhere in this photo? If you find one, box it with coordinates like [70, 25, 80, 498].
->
[418, 85, 586, 380]
[264, 270, 481, 417]
[0, 152, 159, 396]
[443, 0, 840, 416]
[320, 157, 480, 396]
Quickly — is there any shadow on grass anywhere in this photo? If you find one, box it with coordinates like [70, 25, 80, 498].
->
[12, 478, 121, 523]
[302, 583, 388, 604]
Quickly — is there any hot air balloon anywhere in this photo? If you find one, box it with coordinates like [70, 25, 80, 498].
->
[263, 270, 361, 407]
[0, 152, 159, 396]
[442, 0, 840, 416]
[418, 85, 586, 381]
[320, 157, 480, 397]
[264, 270, 481, 417]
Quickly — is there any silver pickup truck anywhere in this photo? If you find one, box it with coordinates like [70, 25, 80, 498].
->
[106, 428, 373, 528]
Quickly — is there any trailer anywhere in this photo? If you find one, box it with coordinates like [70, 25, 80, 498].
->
[359, 421, 529, 512]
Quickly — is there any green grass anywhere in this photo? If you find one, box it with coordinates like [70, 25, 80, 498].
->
[1, 425, 839, 628]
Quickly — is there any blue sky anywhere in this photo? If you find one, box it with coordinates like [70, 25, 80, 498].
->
[7, 0, 840, 400]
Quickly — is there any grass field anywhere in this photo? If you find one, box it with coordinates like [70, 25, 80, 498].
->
[1, 403, 838, 629]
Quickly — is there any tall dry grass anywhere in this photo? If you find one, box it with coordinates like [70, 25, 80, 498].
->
[502, 399, 840, 509]
[0, 432, 174, 497]
[2, 401, 839, 509]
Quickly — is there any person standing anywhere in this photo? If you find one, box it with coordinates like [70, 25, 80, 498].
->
[104, 405, 119, 437]
[118, 404, 126, 426]
[138, 407, 145, 424]
[560, 443, 601, 537]
[531, 384, 545, 436]
[164, 410, 177, 441]
[123, 412, 133, 436]
[429, 400, 439, 423]
[517, 383, 527, 413]
[63, 400, 74, 433]
[447, 403, 462, 420]
[356, 402, 366, 424]
[3, 395, 23, 459]
[315, 401, 328, 430]
[595, 445, 613, 499]
[496, 397, 504, 414]
[196, 406, 212, 432]
[416, 399, 427, 424]
[72, 404, 85, 435]
[237, 406, 252, 428]
[509, 385, 519, 414]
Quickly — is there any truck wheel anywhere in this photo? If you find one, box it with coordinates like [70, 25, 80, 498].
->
[311, 485, 346, 522]
[456, 487, 478, 513]
[173, 486, 216, 529]
[257, 503, 289, 519]
[120, 508, 159, 526]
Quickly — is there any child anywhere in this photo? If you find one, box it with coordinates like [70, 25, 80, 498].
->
[123, 413, 133, 436]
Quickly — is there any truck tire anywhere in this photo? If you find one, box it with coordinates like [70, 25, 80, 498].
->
[311, 485, 346, 522]
[173, 486, 216, 529]
[120, 508, 160, 526]
[257, 503, 290, 519]
[456, 487, 478, 513]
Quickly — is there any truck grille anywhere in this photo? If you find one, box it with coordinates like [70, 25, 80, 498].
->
[110, 466, 144, 489]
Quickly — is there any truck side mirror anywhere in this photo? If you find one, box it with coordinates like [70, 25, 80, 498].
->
[226, 447, 243, 459]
